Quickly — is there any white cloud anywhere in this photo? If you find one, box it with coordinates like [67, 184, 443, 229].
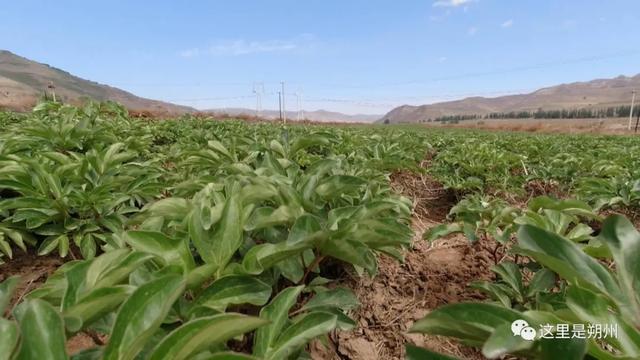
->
[501, 19, 514, 28]
[179, 48, 200, 58]
[433, 0, 476, 7]
[467, 27, 478, 36]
[179, 34, 314, 57]
[438, 56, 448, 63]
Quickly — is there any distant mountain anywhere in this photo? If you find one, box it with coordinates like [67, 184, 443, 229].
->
[205, 107, 380, 123]
[379, 74, 640, 123]
[0, 50, 193, 114]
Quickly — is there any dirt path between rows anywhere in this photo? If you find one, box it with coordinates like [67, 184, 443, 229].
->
[310, 171, 494, 359]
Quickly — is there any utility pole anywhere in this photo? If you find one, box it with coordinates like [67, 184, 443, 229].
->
[281, 81, 286, 124]
[278, 91, 283, 122]
[295, 91, 304, 121]
[629, 90, 636, 131]
[252, 82, 264, 117]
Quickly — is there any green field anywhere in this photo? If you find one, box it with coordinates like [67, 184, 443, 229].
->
[1, 101, 640, 359]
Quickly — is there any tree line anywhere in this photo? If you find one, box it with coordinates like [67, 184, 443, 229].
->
[424, 105, 640, 123]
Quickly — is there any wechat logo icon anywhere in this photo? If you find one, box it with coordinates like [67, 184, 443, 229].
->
[511, 319, 536, 341]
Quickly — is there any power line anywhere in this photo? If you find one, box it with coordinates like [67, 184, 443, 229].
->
[111, 50, 640, 91]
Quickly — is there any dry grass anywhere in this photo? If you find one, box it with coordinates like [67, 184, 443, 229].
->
[427, 117, 638, 135]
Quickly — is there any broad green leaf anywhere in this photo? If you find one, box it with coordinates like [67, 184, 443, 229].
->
[410, 303, 523, 345]
[192, 275, 271, 312]
[491, 262, 523, 297]
[144, 197, 190, 221]
[539, 337, 587, 360]
[244, 206, 298, 231]
[103, 275, 185, 360]
[64, 285, 134, 332]
[301, 288, 359, 311]
[254, 286, 304, 357]
[62, 260, 92, 311]
[526, 269, 556, 298]
[469, 281, 512, 308]
[37, 235, 61, 256]
[190, 192, 243, 270]
[148, 313, 267, 360]
[14, 299, 67, 360]
[287, 214, 323, 244]
[315, 175, 366, 199]
[265, 312, 338, 360]
[186, 263, 218, 290]
[85, 249, 154, 289]
[0, 319, 19, 359]
[566, 286, 640, 356]
[0, 276, 19, 313]
[598, 215, 640, 325]
[242, 241, 312, 275]
[319, 237, 377, 276]
[481, 323, 533, 358]
[515, 225, 622, 304]
[125, 231, 195, 272]
[405, 345, 458, 360]
[423, 223, 463, 242]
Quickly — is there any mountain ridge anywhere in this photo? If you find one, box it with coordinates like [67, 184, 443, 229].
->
[379, 74, 640, 123]
[204, 107, 381, 123]
[0, 50, 194, 114]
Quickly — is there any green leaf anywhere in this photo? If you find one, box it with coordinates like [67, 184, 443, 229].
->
[0, 319, 19, 359]
[242, 241, 311, 275]
[492, 262, 523, 297]
[319, 237, 377, 276]
[244, 206, 298, 231]
[423, 223, 463, 242]
[148, 313, 267, 360]
[0, 276, 19, 314]
[85, 249, 154, 289]
[63, 285, 134, 332]
[265, 312, 338, 360]
[202, 352, 259, 360]
[192, 275, 271, 312]
[405, 344, 458, 360]
[144, 198, 190, 221]
[515, 225, 622, 304]
[301, 288, 359, 311]
[190, 192, 243, 271]
[539, 337, 587, 360]
[410, 303, 523, 345]
[254, 286, 304, 357]
[14, 299, 67, 360]
[186, 263, 218, 290]
[37, 235, 61, 256]
[566, 286, 640, 356]
[481, 323, 533, 359]
[315, 175, 366, 199]
[103, 274, 185, 360]
[526, 269, 556, 298]
[469, 281, 512, 308]
[598, 215, 640, 325]
[125, 231, 195, 272]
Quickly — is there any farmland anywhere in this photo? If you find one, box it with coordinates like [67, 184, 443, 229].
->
[1, 101, 640, 359]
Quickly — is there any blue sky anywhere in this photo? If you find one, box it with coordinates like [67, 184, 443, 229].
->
[1, 0, 639, 114]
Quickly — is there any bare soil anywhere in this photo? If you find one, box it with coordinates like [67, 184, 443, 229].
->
[310, 170, 496, 360]
[0, 251, 106, 355]
[431, 117, 636, 135]
[310, 219, 493, 360]
[0, 250, 64, 314]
